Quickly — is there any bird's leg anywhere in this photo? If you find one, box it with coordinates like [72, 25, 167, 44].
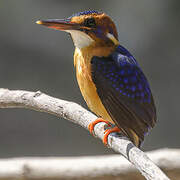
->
[103, 126, 121, 145]
[88, 118, 112, 134]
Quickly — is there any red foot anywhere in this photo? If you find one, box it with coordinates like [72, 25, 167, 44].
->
[88, 118, 111, 134]
[103, 126, 121, 145]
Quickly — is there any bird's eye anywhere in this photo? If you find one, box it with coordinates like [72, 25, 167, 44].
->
[84, 18, 96, 28]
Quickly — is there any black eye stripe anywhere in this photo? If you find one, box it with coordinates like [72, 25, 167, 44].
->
[84, 18, 96, 28]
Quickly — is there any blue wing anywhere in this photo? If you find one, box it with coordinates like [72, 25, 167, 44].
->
[91, 45, 156, 146]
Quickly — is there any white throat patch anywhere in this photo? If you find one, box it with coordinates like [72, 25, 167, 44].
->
[66, 30, 94, 49]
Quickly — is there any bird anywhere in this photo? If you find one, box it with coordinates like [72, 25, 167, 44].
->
[36, 10, 156, 147]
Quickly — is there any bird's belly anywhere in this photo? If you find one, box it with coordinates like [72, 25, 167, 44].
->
[75, 58, 114, 124]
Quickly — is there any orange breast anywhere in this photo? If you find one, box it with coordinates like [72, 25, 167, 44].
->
[74, 47, 114, 124]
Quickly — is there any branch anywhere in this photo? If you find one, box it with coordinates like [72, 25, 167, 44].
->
[0, 148, 178, 180]
[0, 88, 170, 180]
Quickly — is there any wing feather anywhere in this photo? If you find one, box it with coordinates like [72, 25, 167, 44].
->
[91, 46, 156, 146]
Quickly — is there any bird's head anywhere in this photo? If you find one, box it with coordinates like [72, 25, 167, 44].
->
[36, 11, 119, 49]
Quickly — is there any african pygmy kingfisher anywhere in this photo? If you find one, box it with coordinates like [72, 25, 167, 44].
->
[36, 10, 156, 147]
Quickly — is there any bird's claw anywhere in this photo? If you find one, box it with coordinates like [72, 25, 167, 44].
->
[88, 118, 111, 136]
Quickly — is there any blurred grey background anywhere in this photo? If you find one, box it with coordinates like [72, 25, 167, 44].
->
[0, 0, 179, 157]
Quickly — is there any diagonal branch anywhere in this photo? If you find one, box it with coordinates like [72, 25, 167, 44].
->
[0, 88, 170, 180]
